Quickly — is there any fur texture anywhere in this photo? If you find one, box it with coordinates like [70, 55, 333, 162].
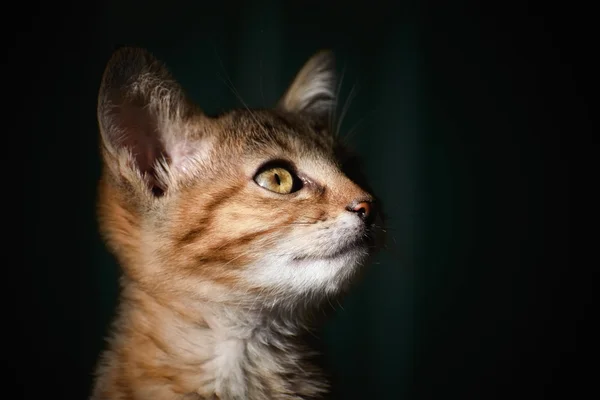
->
[91, 47, 381, 400]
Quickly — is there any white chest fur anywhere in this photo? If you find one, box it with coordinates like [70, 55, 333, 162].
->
[203, 338, 248, 398]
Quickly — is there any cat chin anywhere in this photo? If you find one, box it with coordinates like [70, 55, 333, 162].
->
[242, 246, 369, 299]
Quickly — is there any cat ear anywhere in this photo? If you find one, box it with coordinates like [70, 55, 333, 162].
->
[97, 47, 200, 194]
[277, 50, 336, 127]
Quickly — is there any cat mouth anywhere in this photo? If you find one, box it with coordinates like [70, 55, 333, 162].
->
[292, 238, 369, 262]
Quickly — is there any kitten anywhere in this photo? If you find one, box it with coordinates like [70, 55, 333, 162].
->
[91, 47, 381, 400]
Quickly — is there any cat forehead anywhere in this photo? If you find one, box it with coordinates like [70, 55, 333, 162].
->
[211, 109, 335, 154]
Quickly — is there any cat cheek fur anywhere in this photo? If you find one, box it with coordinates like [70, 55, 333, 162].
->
[158, 163, 371, 299]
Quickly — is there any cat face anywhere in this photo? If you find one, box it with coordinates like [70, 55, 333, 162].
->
[96, 48, 380, 310]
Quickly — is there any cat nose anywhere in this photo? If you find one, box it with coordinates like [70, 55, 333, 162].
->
[347, 199, 374, 224]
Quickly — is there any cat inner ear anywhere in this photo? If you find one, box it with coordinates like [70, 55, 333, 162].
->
[277, 50, 337, 130]
[97, 47, 200, 195]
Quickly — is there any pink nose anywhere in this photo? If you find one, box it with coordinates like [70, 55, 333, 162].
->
[350, 201, 372, 221]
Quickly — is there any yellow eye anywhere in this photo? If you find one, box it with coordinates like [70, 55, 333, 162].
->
[254, 167, 296, 194]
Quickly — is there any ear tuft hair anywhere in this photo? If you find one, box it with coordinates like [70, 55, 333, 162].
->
[277, 50, 337, 127]
[97, 47, 201, 195]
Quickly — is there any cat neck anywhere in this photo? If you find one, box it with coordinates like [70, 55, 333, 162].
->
[120, 276, 308, 338]
[95, 278, 325, 399]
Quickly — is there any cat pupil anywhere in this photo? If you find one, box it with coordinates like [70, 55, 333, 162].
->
[274, 173, 281, 185]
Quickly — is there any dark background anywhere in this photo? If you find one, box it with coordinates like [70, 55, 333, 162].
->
[13, 0, 582, 399]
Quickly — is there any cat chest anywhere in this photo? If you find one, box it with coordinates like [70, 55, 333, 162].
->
[203, 338, 248, 398]
[192, 337, 289, 399]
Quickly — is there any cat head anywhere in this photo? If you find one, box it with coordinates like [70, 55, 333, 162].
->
[97, 47, 381, 311]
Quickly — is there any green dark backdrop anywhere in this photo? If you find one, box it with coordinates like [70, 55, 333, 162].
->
[16, 1, 581, 399]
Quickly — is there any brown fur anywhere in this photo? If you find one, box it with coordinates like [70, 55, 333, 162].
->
[91, 47, 381, 399]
